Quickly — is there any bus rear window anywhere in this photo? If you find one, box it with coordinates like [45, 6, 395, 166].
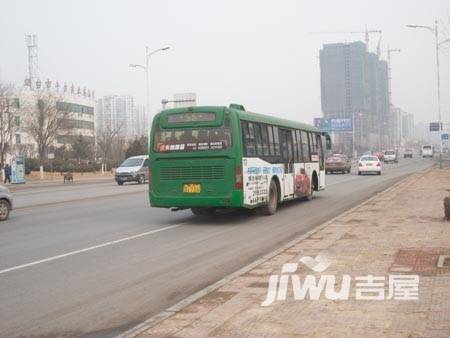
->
[154, 127, 232, 152]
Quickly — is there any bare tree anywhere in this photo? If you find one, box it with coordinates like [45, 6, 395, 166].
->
[24, 92, 70, 163]
[96, 122, 124, 169]
[0, 83, 17, 167]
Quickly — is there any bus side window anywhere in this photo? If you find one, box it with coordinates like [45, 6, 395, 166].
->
[254, 123, 263, 156]
[242, 121, 256, 157]
[291, 130, 298, 162]
[267, 125, 275, 156]
[317, 133, 324, 170]
[273, 126, 280, 156]
[279, 129, 293, 163]
[301, 131, 310, 162]
[309, 132, 316, 154]
[260, 124, 270, 157]
[296, 130, 304, 162]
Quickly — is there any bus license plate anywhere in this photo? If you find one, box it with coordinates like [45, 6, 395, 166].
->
[183, 183, 201, 193]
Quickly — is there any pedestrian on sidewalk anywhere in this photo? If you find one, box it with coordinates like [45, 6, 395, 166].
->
[3, 163, 11, 184]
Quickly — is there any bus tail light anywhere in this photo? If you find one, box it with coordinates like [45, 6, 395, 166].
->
[376, 162, 381, 167]
[358, 162, 363, 167]
[235, 165, 243, 190]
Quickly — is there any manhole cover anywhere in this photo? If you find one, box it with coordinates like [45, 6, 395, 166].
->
[437, 255, 450, 268]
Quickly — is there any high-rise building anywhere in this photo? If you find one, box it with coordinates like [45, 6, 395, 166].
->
[133, 104, 148, 137]
[402, 112, 415, 142]
[319, 41, 389, 153]
[96, 95, 135, 138]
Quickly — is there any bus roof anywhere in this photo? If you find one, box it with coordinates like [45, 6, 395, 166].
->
[156, 105, 320, 133]
[230, 107, 320, 133]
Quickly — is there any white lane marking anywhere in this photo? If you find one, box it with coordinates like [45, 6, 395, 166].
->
[0, 222, 186, 275]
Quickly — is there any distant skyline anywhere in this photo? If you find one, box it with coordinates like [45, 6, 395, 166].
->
[1, 0, 449, 124]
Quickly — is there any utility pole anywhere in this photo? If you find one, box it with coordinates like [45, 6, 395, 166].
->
[130, 46, 170, 125]
[25, 35, 39, 89]
[407, 20, 450, 168]
[434, 20, 443, 168]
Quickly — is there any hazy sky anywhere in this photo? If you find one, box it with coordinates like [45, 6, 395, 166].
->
[1, 0, 449, 124]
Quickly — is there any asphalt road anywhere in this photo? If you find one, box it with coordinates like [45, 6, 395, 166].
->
[0, 157, 434, 338]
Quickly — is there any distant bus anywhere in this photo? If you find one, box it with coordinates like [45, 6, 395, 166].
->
[421, 145, 433, 158]
[149, 104, 331, 216]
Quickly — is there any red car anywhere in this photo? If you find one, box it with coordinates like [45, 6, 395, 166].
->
[374, 151, 384, 161]
[325, 155, 351, 174]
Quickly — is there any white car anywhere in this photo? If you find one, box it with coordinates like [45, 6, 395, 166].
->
[383, 150, 398, 163]
[358, 155, 382, 175]
[421, 145, 433, 158]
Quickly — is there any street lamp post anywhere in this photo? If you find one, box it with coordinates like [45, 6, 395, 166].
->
[130, 46, 170, 123]
[352, 111, 362, 159]
[407, 20, 450, 168]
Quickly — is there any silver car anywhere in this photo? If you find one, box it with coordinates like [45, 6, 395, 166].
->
[0, 185, 13, 221]
[115, 155, 149, 185]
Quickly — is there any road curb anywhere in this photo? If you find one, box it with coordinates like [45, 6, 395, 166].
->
[117, 168, 430, 338]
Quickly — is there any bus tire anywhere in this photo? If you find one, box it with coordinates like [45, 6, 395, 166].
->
[117, 181, 124, 186]
[261, 180, 278, 216]
[305, 174, 316, 201]
[191, 207, 204, 215]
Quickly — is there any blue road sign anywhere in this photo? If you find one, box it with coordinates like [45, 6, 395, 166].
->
[430, 122, 441, 131]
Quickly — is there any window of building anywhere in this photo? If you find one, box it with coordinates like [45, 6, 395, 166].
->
[15, 133, 21, 145]
[14, 116, 20, 127]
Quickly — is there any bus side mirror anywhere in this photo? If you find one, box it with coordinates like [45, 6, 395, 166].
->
[324, 134, 332, 150]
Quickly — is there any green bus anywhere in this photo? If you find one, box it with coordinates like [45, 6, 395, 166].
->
[149, 104, 331, 215]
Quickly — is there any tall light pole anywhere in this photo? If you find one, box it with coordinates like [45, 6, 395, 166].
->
[407, 20, 450, 168]
[130, 46, 170, 123]
[387, 47, 401, 149]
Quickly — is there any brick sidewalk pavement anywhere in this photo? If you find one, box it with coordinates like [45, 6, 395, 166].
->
[134, 167, 450, 338]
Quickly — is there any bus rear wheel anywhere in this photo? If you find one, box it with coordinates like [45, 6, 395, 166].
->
[261, 180, 278, 216]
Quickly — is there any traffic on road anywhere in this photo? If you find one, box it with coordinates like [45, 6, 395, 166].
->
[0, 105, 438, 337]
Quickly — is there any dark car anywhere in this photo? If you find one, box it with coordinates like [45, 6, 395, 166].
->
[325, 154, 351, 174]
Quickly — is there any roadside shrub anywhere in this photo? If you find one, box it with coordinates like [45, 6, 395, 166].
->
[26, 158, 101, 173]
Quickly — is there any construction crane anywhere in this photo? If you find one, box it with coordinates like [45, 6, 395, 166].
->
[308, 27, 382, 53]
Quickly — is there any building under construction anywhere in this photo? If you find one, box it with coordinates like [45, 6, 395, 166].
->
[319, 41, 390, 155]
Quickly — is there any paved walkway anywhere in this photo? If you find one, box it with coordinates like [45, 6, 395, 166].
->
[134, 167, 450, 337]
